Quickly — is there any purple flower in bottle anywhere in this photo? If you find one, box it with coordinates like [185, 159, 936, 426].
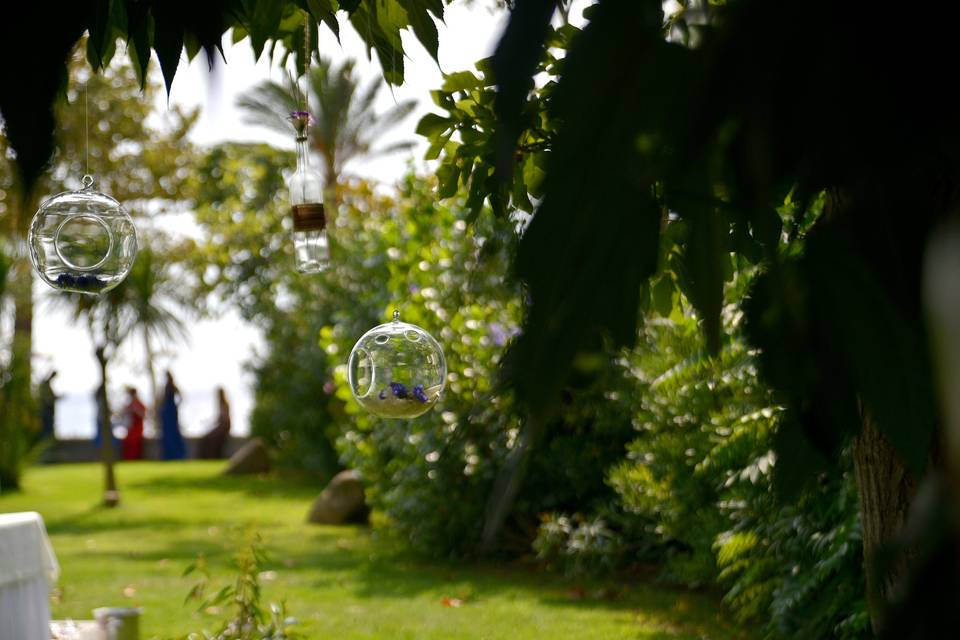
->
[412, 385, 428, 403]
[390, 382, 409, 399]
[288, 111, 315, 138]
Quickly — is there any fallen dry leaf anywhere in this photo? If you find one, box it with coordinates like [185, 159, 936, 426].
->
[440, 597, 463, 608]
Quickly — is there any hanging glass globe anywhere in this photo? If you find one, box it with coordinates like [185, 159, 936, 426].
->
[28, 175, 138, 295]
[348, 310, 447, 419]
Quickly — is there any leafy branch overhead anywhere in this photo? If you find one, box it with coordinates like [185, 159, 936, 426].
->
[420, 0, 943, 488]
[0, 0, 448, 191]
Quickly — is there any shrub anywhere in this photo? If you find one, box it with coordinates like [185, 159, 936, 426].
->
[607, 297, 868, 638]
[533, 512, 623, 578]
[177, 532, 303, 640]
[249, 315, 342, 480]
[314, 175, 632, 556]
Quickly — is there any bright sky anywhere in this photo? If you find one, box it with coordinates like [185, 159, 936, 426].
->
[36, 2, 512, 438]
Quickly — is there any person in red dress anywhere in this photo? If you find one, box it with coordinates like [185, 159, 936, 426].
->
[121, 386, 146, 461]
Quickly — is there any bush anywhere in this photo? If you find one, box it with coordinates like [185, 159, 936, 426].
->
[533, 512, 623, 577]
[177, 531, 303, 640]
[249, 316, 342, 480]
[194, 144, 867, 635]
[312, 174, 632, 556]
[607, 297, 868, 639]
[317, 174, 524, 555]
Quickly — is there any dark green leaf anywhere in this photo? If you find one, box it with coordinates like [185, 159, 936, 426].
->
[437, 162, 459, 199]
[465, 164, 489, 222]
[307, 0, 341, 41]
[442, 71, 481, 92]
[152, 5, 184, 97]
[415, 113, 451, 138]
[507, 1, 665, 415]
[398, 0, 439, 62]
[491, 0, 556, 178]
[86, 0, 113, 71]
[423, 132, 451, 161]
[430, 89, 454, 109]
[125, 3, 153, 89]
[651, 274, 674, 317]
[522, 151, 547, 198]
[349, 1, 404, 84]
[248, 0, 285, 61]
[183, 32, 202, 60]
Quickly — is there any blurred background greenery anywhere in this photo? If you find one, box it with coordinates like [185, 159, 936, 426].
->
[9, 1, 952, 639]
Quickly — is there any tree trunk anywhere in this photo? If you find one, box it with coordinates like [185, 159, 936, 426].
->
[323, 155, 338, 216]
[0, 256, 36, 489]
[95, 347, 120, 507]
[853, 412, 918, 634]
[143, 331, 159, 443]
[480, 414, 545, 554]
[10, 255, 35, 427]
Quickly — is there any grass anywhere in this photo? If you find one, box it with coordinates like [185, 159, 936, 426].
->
[1, 462, 753, 639]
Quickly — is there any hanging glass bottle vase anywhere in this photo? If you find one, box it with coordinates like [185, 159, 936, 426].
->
[348, 310, 447, 419]
[288, 111, 329, 273]
[28, 175, 138, 295]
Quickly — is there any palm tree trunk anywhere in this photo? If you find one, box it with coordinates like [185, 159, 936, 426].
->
[143, 331, 160, 448]
[95, 346, 119, 507]
[0, 256, 38, 490]
[323, 154, 338, 213]
[0, 260, 34, 489]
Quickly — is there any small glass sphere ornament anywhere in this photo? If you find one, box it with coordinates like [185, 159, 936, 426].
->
[28, 175, 137, 295]
[348, 310, 447, 419]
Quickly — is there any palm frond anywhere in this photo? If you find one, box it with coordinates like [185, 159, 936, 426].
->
[236, 55, 419, 187]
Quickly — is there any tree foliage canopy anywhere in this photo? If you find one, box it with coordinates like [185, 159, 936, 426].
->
[417, 0, 951, 493]
[0, 0, 448, 190]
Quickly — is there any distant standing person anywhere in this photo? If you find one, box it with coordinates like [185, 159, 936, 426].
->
[121, 387, 146, 460]
[159, 371, 187, 460]
[197, 387, 232, 459]
[38, 371, 59, 440]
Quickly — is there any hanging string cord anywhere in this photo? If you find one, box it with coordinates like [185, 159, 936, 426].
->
[304, 9, 311, 73]
[301, 9, 312, 112]
[84, 80, 90, 183]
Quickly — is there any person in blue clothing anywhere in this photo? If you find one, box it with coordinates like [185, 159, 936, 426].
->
[158, 371, 187, 460]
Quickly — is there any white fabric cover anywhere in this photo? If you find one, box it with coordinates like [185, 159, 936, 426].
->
[0, 512, 61, 640]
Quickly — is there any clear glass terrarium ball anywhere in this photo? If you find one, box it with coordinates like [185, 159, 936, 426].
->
[348, 311, 447, 419]
[28, 176, 138, 295]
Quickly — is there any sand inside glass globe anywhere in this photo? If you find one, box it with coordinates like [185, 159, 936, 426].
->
[29, 176, 137, 295]
[348, 311, 447, 419]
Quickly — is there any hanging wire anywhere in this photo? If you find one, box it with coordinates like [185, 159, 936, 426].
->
[294, 9, 313, 114]
[83, 79, 91, 185]
[303, 9, 311, 73]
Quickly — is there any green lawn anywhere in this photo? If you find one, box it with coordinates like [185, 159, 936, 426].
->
[1, 462, 752, 639]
